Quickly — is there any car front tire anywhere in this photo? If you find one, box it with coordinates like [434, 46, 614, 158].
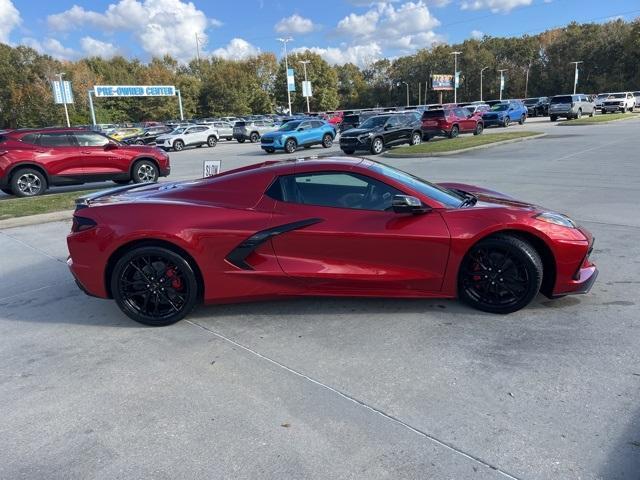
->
[503, 116, 511, 127]
[111, 246, 199, 326]
[458, 234, 543, 314]
[173, 139, 184, 151]
[370, 137, 384, 155]
[207, 136, 217, 147]
[410, 132, 422, 146]
[132, 160, 159, 183]
[284, 138, 297, 154]
[322, 133, 333, 148]
[449, 125, 459, 138]
[474, 123, 483, 136]
[11, 168, 47, 197]
[249, 132, 260, 143]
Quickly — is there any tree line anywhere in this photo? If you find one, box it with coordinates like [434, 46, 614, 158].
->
[0, 18, 638, 128]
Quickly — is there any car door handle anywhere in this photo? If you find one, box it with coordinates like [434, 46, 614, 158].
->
[81, 151, 92, 154]
[35, 150, 46, 153]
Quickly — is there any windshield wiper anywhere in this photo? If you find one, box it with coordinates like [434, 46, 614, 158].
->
[458, 191, 477, 208]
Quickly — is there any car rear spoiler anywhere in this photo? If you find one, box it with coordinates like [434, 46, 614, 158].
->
[75, 183, 149, 210]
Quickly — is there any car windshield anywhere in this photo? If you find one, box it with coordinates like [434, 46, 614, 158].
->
[597, 94, 609, 99]
[171, 127, 186, 134]
[608, 93, 625, 98]
[368, 162, 465, 208]
[551, 96, 573, 104]
[491, 104, 509, 111]
[359, 116, 389, 129]
[278, 121, 302, 132]
[523, 98, 538, 104]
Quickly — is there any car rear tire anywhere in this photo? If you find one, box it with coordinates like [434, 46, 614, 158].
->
[550, 115, 557, 122]
[173, 139, 184, 151]
[284, 138, 297, 154]
[11, 168, 47, 197]
[341, 149, 355, 155]
[249, 132, 260, 143]
[370, 137, 384, 155]
[207, 136, 217, 147]
[503, 116, 511, 127]
[410, 131, 422, 146]
[135, 140, 145, 145]
[237, 138, 245, 143]
[111, 246, 199, 326]
[576, 109, 582, 119]
[132, 160, 159, 183]
[458, 234, 543, 314]
[226, 137, 233, 141]
[264, 148, 275, 153]
[474, 123, 483, 136]
[449, 125, 459, 138]
[322, 133, 333, 148]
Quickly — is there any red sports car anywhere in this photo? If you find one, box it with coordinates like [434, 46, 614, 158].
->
[67, 157, 597, 326]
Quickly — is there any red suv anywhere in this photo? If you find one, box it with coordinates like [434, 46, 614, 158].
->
[421, 107, 484, 140]
[0, 128, 170, 197]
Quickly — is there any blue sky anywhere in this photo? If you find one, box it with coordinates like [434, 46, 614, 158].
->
[2, 0, 639, 66]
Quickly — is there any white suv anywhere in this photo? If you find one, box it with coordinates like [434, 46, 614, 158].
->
[156, 125, 219, 151]
[601, 92, 636, 113]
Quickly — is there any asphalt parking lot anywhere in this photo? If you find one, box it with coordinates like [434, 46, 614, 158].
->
[1, 117, 639, 479]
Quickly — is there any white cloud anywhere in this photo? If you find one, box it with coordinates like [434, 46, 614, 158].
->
[292, 43, 383, 67]
[470, 29, 484, 39]
[275, 14, 316, 34]
[335, 2, 442, 54]
[460, 0, 532, 13]
[0, 0, 21, 44]
[80, 36, 119, 58]
[21, 37, 77, 60]
[46, 0, 221, 61]
[212, 38, 260, 60]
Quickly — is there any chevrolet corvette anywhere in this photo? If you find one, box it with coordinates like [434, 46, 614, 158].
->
[67, 157, 597, 326]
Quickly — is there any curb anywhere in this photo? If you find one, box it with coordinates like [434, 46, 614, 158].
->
[383, 133, 547, 158]
[557, 115, 640, 126]
[0, 209, 73, 230]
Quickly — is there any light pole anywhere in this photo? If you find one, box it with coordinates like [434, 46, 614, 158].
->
[450, 51, 462, 103]
[524, 59, 532, 99]
[498, 69, 508, 101]
[277, 37, 293, 115]
[401, 81, 409, 106]
[195, 33, 205, 66]
[299, 60, 311, 113]
[570, 61, 583, 95]
[57, 72, 70, 127]
[480, 66, 488, 102]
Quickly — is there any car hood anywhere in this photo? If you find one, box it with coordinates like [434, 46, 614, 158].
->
[341, 128, 379, 137]
[261, 131, 285, 139]
[437, 182, 540, 210]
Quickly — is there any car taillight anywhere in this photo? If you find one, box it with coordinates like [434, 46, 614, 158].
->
[71, 216, 97, 233]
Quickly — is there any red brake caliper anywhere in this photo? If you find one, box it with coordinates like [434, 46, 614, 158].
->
[165, 267, 183, 290]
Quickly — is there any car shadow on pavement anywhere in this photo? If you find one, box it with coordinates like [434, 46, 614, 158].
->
[599, 407, 640, 480]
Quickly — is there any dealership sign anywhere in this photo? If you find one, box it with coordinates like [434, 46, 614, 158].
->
[431, 74, 454, 91]
[93, 85, 176, 97]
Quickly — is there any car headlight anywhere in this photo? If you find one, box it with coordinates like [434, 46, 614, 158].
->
[357, 133, 372, 141]
[534, 212, 577, 228]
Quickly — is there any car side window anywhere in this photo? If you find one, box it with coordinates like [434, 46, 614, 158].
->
[269, 172, 403, 211]
[311, 120, 324, 128]
[20, 133, 39, 144]
[73, 132, 110, 147]
[298, 121, 311, 130]
[38, 133, 74, 147]
[455, 108, 469, 118]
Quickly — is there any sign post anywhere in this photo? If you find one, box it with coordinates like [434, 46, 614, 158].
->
[498, 69, 507, 101]
[53, 74, 73, 127]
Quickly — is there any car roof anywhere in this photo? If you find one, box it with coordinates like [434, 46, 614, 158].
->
[6, 127, 92, 137]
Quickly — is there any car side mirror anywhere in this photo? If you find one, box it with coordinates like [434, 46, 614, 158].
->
[384, 124, 393, 130]
[105, 143, 118, 150]
[392, 195, 429, 214]
[297, 127, 303, 131]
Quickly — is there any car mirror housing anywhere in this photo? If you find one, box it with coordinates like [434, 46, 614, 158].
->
[392, 195, 430, 214]
[105, 143, 118, 150]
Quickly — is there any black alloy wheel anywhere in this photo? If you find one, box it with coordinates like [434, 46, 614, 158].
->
[284, 138, 297, 154]
[322, 133, 333, 148]
[458, 235, 542, 314]
[111, 246, 199, 326]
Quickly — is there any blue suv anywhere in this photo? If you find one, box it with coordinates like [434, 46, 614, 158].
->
[261, 119, 336, 154]
[481, 100, 527, 127]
